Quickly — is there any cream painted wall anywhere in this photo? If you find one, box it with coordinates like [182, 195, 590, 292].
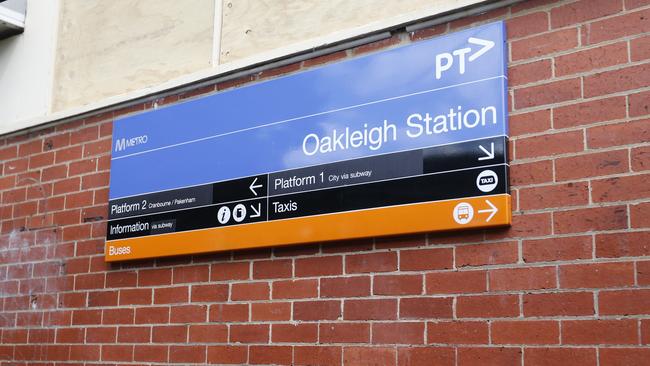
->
[52, 0, 214, 112]
[0, 0, 489, 135]
[220, 0, 488, 63]
[0, 0, 58, 129]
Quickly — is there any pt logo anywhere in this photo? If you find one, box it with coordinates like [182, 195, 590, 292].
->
[435, 37, 495, 79]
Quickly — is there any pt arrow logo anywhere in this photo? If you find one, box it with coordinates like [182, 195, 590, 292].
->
[249, 177, 263, 196]
[435, 37, 495, 79]
[478, 199, 498, 222]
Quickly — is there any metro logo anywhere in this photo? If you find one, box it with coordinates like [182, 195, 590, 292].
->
[114, 135, 148, 152]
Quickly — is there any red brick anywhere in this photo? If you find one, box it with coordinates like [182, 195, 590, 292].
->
[17, 140, 42, 157]
[230, 324, 269, 343]
[553, 0, 622, 28]
[102, 308, 134, 325]
[253, 259, 292, 279]
[399, 248, 453, 271]
[295, 346, 342, 366]
[170, 304, 206, 323]
[134, 345, 168, 363]
[294, 300, 341, 321]
[106, 270, 137, 288]
[295, 256, 342, 277]
[631, 202, 650, 228]
[638, 261, 650, 285]
[251, 302, 291, 321]
[510, 160, 553, 185]
[154, 286, 188, 304]
[211, 261, 250, 281]
[172, 264, 209, 283]
[521, 182, 589, 210]
[344, 299, 397, 320]
[373, 274, 423, 295]
[399, 297, 453, 319]
[56, 327, 84, 343]
[191, 283, 228, 302]
[207, 345, 247, 364]
[426, 270, 487, 294]
[512, 28, 578, 61]
[630, 90, 650, 117]
[509, 59, 552, 86]
[272, 323, 318, 343]
[644, 319, 650, 344]
[555, 97, 627, 129]
[152, 325, 187, 343]
[456, 242, 518, 267]
[343, 347, 396, 366]
[592, 174, 650, 202]
[515, 130, 583, 159]
[584, 8, 650, 45]
[83, 139, 111, 157]
[249, 345, 292, 365]
[523, 236, 593, 262]
[69, 345, 100, 361]
[134, 306, 169, 324]
[632, 145, 650, 172]
[321, 276, 371, 298]
[231, 282, 269, 301]
[272, 279, 318, 299]
[489, 266, 557, 291]
[138, 268, 171, 286]
[319, 323, 370, 343]
[88, 291, 118, 307]
[72, 309, 101, 325]
[117, 326, 150, 343]
[346, 252, 397, 273]
[563, 319, 638, 344]
[553, 206, 627, 234]
[492, 321, 559, 344]
[28, 151, 54, 169]
[209, 303, 248, 322]
[169, 345, 206, 364]
[596, 232, 650, 257]
[458, 347, 521, 366]
[372, 322, 424, 344]
[507, 11, 549, 39]
[352, 34, 401, 55]
[585, 63, 650, 98]
[86, 327, 116, 343]
[600, 348, 650, 366]
[560, 262, 635, 288]
[101, 345, 133, 362]
[189, 324, 227, 343]
[555, 150, 629, 181]
[524, 347, 597, 366]
[81, 172, 109, 189]
[397, 347, 454, 366]
[587, 119, 650, 148]
[457, 294, 519, 318]
[599, 289, 650, 315]
[70, 126, 98, 145]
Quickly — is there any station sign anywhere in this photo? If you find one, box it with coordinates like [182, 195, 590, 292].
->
[105, 21, 510, 261]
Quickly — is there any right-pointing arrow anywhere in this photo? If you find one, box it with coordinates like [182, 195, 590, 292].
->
[478, 142, 495, 161]
[478, 199, 498, 222]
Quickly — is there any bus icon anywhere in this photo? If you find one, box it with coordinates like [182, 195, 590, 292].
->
[453, 202, 474, 224]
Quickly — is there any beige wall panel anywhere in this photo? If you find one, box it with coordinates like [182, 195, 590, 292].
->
[53, 0, 214, 112]
[220, 0, 485, 63]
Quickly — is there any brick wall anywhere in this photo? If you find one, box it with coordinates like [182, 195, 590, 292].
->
[1, 0, 649, 364]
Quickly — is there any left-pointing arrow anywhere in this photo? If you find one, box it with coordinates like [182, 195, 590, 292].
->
[249, 177, 263, 196]
[478, 199, 498, 222]
[468, 37, 495, 62]
[250, 203, 261, 218]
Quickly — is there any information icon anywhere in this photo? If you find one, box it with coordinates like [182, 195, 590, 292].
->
[453, 202, 474, 225]
[217, 206, 231, 224]
[233, 204, 247, 223]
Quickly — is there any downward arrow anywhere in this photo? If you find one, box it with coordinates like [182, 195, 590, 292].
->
[468, 37, 495, 62]
[250, 203, 261, 218]
[478, 199, 498, 222]
[249, 177, 263, 196]
[478, 142, 495, 161]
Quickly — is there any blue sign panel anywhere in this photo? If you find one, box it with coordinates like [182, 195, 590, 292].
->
[106, 21, 510, 261]
[110, 21, 507, 199]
